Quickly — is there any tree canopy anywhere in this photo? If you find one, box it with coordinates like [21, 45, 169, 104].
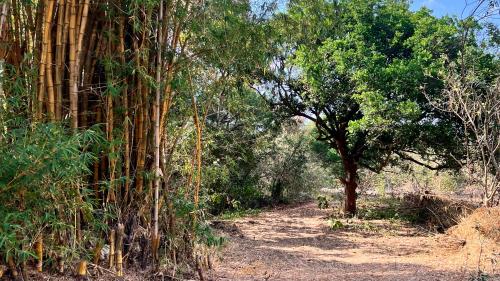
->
[260, 0, 474, 213]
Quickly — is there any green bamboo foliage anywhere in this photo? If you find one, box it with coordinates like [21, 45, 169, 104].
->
[0, 0, 266, 276]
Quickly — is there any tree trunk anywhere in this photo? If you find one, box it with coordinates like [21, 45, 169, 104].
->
[271, 180, 283, 203]
[335, 131, 358, 215]
[342, 163, 358, 215]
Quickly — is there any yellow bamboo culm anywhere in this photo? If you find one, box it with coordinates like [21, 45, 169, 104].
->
[106, 88, 116, 203]
[118, 17, 130, 203]
[151, 233, 160, 264]
[76, 260, 87, 279]
[116, 224, 124, 276]
[46, 33, 55, 121]
[67, 0, 78, 129]
[109, 229, 115, 270]
[54, 0, 65, 121]
[93, 241, 103, 265]
[36, 0, 50, 121]
[153, 0, 163, 266]
[36, 235, 43, 272]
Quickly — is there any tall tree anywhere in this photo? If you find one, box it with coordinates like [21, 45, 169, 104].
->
[261, 0, 465, 214]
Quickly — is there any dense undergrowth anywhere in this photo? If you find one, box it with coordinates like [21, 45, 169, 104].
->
[0, 124, 103, 265]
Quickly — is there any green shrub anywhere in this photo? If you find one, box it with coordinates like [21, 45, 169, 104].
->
[0, 123, 103, 263]
[328, 219, 344, 230]
[317, 196, 329, 209]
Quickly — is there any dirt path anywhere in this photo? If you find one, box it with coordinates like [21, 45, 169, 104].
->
[209, 202, 479, 281]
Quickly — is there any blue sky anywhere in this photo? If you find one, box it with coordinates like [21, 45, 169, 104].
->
[411, 0, 497, 19]
[252, 0, 499, 24]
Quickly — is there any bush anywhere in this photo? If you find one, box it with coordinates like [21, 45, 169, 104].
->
[0, 123, 103, 263]
[317, 196, 329, 209]
[203, 120, 336, 214]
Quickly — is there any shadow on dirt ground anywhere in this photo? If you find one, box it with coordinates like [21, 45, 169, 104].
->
[209, 202, 498, 281]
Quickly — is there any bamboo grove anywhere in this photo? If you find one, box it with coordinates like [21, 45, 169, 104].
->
[0, 0, 267, 278]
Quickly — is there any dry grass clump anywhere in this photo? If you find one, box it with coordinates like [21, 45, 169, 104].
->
[353, 194, 477, 232]
[413, 194, 477, 230]
[444, 207, 500, 278]
[448, 207, 500, 243]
